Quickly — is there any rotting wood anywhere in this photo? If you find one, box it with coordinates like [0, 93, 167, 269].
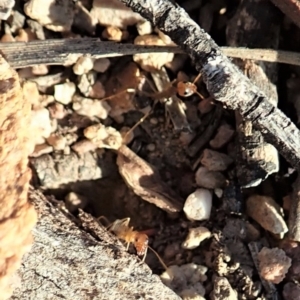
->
[227, 0, 281, 187]
[10, 189, 180, 300]
[3, 39, 300, 68]
[119, 0, 300, 170]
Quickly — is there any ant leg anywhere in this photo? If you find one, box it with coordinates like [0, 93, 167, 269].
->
[126, 242, 130, 251]
[192, 73, 202, 84]
[141, 247, 148, 263]
[99, 88, 136, 102]
[97, 215, 110, 226]
[123, 100, 158, 140]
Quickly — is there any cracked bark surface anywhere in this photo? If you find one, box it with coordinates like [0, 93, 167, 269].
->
[10, 189, 180, 300]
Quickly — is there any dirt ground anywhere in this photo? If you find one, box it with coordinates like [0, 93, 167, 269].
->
[2, 0, 300, 299]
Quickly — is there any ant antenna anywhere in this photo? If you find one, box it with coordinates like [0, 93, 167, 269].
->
[147, 245, 168, 271]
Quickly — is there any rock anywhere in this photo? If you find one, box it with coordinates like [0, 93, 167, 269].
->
[31, 108, 53, 144]
[136, 20, 152, 36]
[200, 149, 233, 171]
[161, 264, 207, 299]
[84, 124, 123, 150]
[24, 0, 75, 32]
[48, 103, 66, 119]
[211, 277, 237, 300]
[0, 0, 15, 20]
[65, 192, 88, 212]
[246, 195, 288, 235]
[73, 56, 94, 75]
[102, 26, 128, 41]
[182, 227, 212, 249]
[133, 34, 174, 71]
[30, 143, 53, 157]
[77, 71, 106, 99]
[258, 247, 292, 284]
[90, 0, 145, 29]
[93, 58, 110, 73]
[210, 125, 235, 149]
[15, 28, 36, 42]
[183, 189, 212, 221]
[31, 65, 49, 76]
[54, 82, 76, 105]
[46, 134, 67, 151]
[195, 166, 226, 189]
[283, 282, 300, 300]
[72, 96, 110, 119]
[71, 139, 98, 154]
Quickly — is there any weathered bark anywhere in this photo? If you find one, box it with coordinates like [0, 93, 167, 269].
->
[227, 0, 281, 187]
[119, 0, 300, 170]
[10, 189, 180, 300]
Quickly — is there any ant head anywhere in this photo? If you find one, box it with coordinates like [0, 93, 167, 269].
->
[177, 81, 197, 98]
[134, 234, 149, 256]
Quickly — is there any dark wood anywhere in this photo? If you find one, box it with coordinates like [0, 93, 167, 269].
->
[226, 0, 281, 187]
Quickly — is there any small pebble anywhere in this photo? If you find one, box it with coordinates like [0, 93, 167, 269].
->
[146, 143, 156, 152]
[149, 117, 158, 125]
[22, 80, 40, 107]
[210, 125, 235, 149]
[65, 192, 88, 212]
[201, 149, 233, 171]
[15, 28, 36, 42]
[54, 82, 76, 105]
[133, 34, 174, 72]
[93, 58, 110, 73]
[136, 20, 152, 35]
[182, 227, 212, 249]
[84, 124, 123, 150]
[71, 139, 97, 154]
[30, 143, 53, 157]
[89, 80, 106, 99]
[31, 64, 49, 75]
[211, 277, 237, 300]
[46, 134, 66, 150]
[183, 189, 212, 221]
[31, 108, 53, 144]
[48, 102, 66, 119]
[214, 188, 223, 198]
[102, 26, 128, 41]
[258, 247, 292, 284]
[246, 195, 288, 235]
[195, 166, 226, 189]
[72, 96, 111, 119]
[73, 56, 94, 75]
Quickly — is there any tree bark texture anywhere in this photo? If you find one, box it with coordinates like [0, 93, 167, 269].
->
[10, 189, 180, 300]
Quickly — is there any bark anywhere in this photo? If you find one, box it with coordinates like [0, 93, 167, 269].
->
[10, 189, 180, 300]
[226, 0, 281, 187]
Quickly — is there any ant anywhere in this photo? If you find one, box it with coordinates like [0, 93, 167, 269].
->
[98, 216, 167, 270]
[100, 71, 204, 137]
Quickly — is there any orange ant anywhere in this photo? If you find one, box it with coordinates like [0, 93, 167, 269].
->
[100, 71, 204, 137]
[98, 216, 167, 270]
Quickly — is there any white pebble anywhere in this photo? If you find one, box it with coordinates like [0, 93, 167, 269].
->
[182, 227, 212, 249]
[195, 166, 226, 189]
[54, 82, 76, 104]
[183, 189, 212, 221]
[73, 56, 94, 75]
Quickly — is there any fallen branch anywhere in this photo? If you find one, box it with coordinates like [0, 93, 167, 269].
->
[119, 0, 300, 169]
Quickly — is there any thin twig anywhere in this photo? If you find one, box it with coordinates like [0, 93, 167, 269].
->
[120, 0, 300, 169]
[2, 39, 300, 68]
